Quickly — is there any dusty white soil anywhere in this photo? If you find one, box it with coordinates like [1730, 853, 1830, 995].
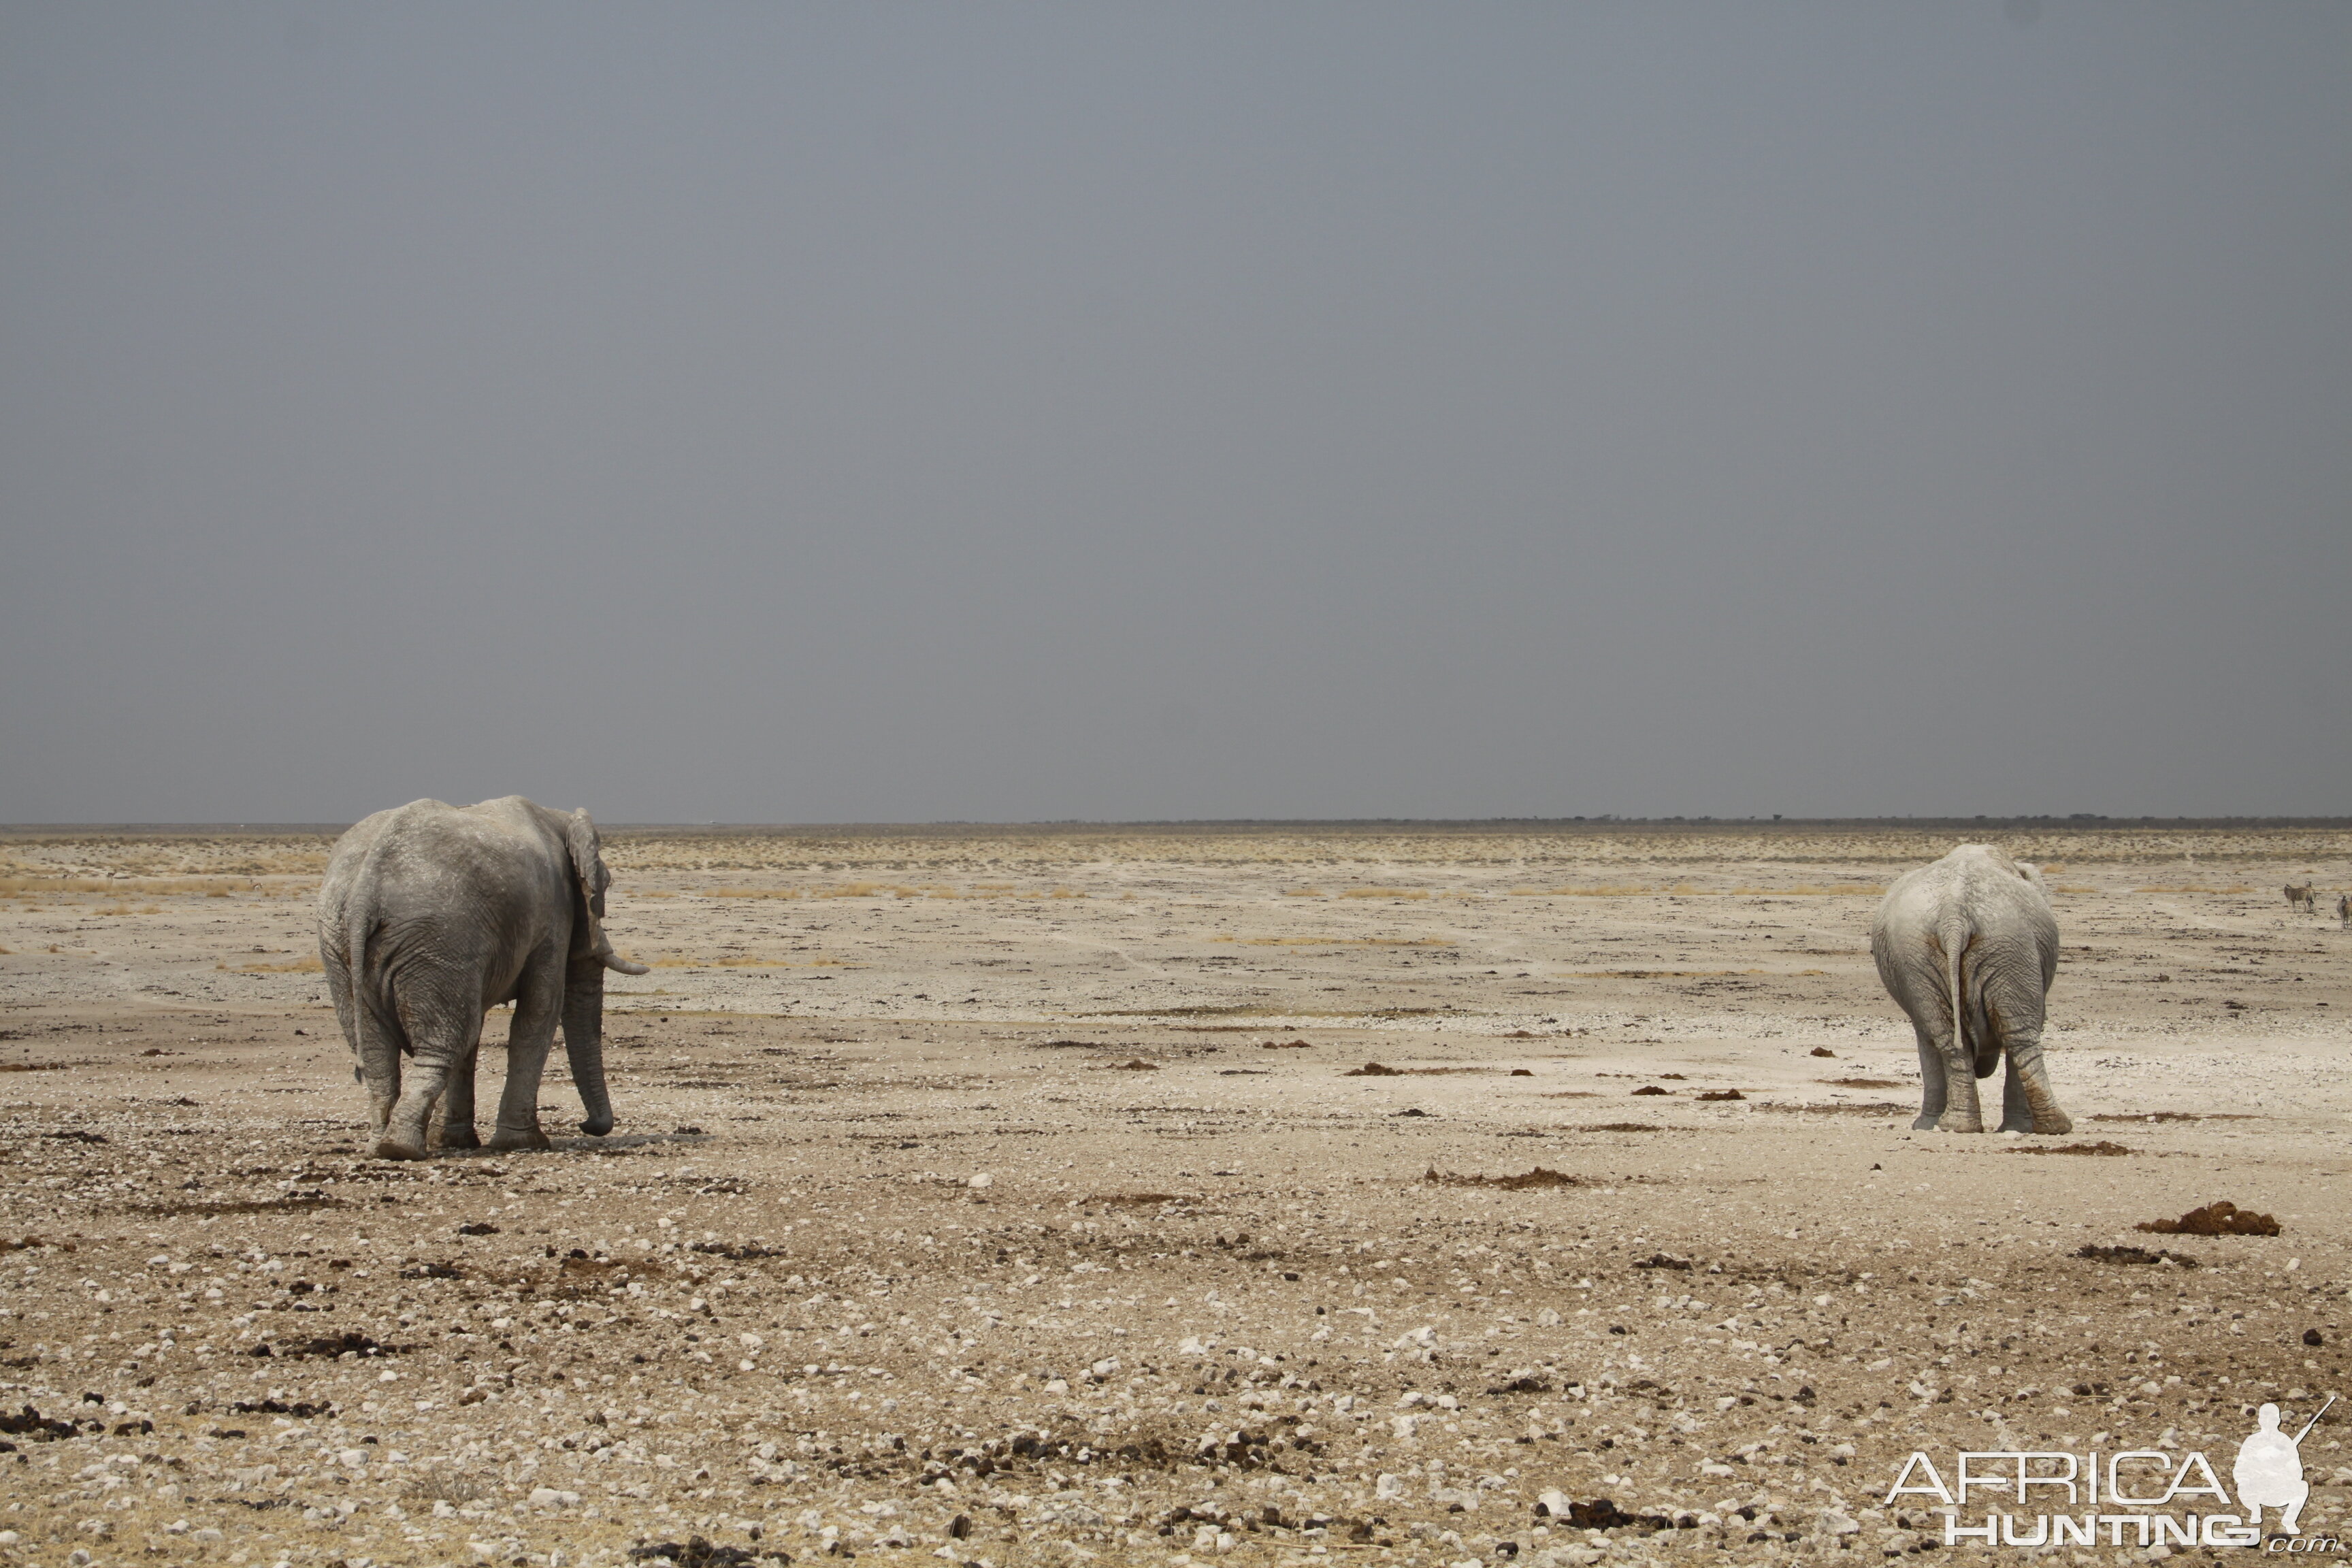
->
[1, 824, 2349, 1568]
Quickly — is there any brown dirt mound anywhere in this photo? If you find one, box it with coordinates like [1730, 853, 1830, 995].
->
[688, 1241, 787, 1260]
[249, 1331, 404, 1360]
[1696, 1089, 1745, 1102]
[2137, 1200, 2280, 1237]
[2091, 1111, 2255, 1123]
[2009, 1141, 2133, 1156]
[1102, 1059, 1160, 1071]
[1423, 1166, 1582, 1190]
[1539, 1496, 1676, 1531]
[1825, 1077, 1901, 1088]
[1089, 1192, 1190, 1207]
[626, 1537, 779, 1567]
[1259, 1039, 1311, 1049]
[1345, 1062, 1402, 1076]
[132, 1192, 344, 1217]
[2076, 1244, 2200, 1267]
[1578, 1122, 1664, 1134]
[1631, 1085, 1670, 1096]
[1809, 1047, 1835, 1058]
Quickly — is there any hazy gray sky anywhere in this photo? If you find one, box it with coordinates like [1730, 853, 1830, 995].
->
[3, 3, 2346, 823]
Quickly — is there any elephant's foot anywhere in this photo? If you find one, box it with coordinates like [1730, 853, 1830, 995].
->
[2034, 1109, 2073, 1136]
[1911, 1111, 1940, 1131]
[487, 1124, 553, 1153]
[373, 1135, 429, 1161]
[579, 1115, 614, 1137]
[1934, 1111, 1984, 1133]
[440, 1126, 482, 1150]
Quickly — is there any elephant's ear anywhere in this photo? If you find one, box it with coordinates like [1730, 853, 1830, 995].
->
[564, 811, 649, 975]
[566, 808, 612, 911]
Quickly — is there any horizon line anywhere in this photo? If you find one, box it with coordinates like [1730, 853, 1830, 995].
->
[5, 813, 2351, 837]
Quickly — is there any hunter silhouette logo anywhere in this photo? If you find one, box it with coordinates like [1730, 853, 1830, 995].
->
[2235, 1398, 2331, 1535]
[1885, 1396, 2335, 1550]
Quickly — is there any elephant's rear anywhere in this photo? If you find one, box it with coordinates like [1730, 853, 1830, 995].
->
[319, 801, 520, 1064]
[1874, 844, 2070, 1135]
[1875, 847, 2056, 1056]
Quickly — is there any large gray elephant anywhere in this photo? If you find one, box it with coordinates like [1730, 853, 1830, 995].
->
[1869, 843, 2071, 1134]
[318, 796, 649, 1160]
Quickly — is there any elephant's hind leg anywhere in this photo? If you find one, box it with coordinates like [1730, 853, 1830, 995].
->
[376, 977, 474, 1160]
[1997, 1036, 2071, 1135]
[487, 960, 561, 1154]
[439, 1036, 483, 1150]
[348, 998, 406, 1149]
[1933, 1028, 1986, 1133]
[1909, 1023, 1947, 1131]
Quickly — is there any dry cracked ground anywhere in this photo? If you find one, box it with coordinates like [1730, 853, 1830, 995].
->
[2, 823, 2351, 1568]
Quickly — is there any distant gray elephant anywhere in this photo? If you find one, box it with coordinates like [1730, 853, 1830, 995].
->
[1870, 844, 2070, 1134]
[318, 797, 649, 1160]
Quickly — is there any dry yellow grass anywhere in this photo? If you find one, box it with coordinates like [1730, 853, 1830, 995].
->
[1338, 887, 1430, 900]
[2135, 885, 2257, 894]
[811, 881, 969, 900]
[707, 887, 800, 900]
[1569, 968, 1769, 979]
[1220, 936, 1453, 948]
[1281, 886, 1323, 897]
[229, 956, 324, 973]
[644, 955, 857, 970]
[0, 875, 261, 897]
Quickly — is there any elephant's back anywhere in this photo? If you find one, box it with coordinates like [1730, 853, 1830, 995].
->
[327, 800, 564, 918]
[1874, 845, 2057, 987]
[318, 803, 442, 935]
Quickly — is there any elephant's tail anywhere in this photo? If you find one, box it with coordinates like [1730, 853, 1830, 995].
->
[347, 904, 409, 1055]
[1942, 913, 1988, 1079]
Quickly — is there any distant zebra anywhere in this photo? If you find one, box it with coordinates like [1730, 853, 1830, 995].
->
[2286, 882, 2317, 913]
[2339, 892, 2351, 929]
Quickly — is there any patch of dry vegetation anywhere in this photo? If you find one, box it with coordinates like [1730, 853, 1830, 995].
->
[1222, 936, 1452, 948]
[1423, 1166, 1583, 1190]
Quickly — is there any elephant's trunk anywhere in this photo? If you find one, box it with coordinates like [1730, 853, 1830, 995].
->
[562, 958, 617, 1137]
